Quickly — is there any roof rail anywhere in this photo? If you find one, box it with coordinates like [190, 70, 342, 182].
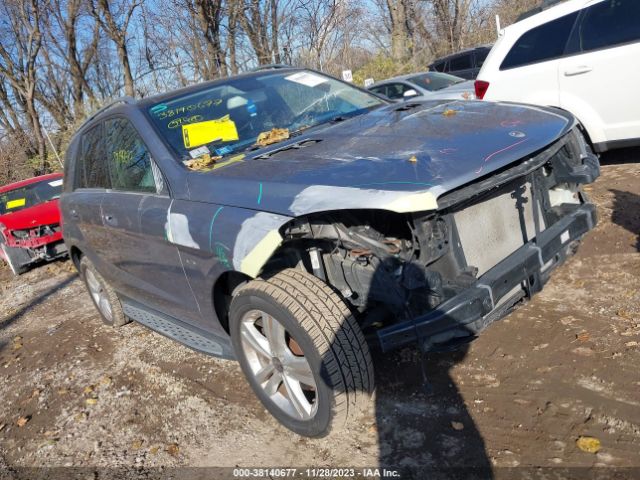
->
[516, 0, 566, 22]
[84, 96, 136, 124]
[251, 64, 293, 72]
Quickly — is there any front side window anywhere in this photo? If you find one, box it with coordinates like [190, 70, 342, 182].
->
[369, 86, 387, 97]
[382, 83, 412, 100]
[574, 0, 640, 53]
[76, 124, 110, 189]
[501, 11, 579, 70]
[0, 178, 63, 215]
[105, 118, 157, 193]
[146, 70, 383, 163]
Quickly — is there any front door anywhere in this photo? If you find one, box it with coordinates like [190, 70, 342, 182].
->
[559, 0, 640, 145]
[100, 117, 201, 323]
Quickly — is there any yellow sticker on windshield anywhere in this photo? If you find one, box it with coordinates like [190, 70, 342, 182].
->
[6, 198, 26, 209]
[182, 115, 239, 148]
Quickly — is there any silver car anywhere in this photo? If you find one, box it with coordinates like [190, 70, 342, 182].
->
[368, 72, 475, 102]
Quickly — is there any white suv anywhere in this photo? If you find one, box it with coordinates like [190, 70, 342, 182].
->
[475, 0, 640, 152]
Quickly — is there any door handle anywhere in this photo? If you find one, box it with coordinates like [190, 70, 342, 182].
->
[69, 209, 80, 219]
[564, 66, 592, 77]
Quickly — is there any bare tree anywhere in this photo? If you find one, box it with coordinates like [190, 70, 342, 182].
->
[385, 0, 413, 60]
[0, 0, 48, 173]
[239, 0, 281, 64]
[46, 0, 100, 118]
[90, 0, 139, 97]
[192, 0, 227, 79]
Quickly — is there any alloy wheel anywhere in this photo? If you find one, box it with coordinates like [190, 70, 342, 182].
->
[240, 309, 318, 420]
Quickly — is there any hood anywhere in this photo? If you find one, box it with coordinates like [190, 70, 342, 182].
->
[187, 100, 573, 217]
[0, 199, 61, 231]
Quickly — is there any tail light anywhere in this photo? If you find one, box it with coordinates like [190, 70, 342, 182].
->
[475, 80, 490, 100]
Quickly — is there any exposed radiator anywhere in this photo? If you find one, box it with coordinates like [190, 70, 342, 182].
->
[454, 182, 546, 276]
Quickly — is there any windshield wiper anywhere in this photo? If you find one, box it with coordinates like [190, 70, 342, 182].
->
[329, 115, 348, 123]
[253, 139, 322, 160]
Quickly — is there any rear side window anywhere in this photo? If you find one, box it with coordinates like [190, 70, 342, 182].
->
[574, 0, 640, 53]
[449, 54, 472, 71]
[475, 49, 489, 68]
[105, 118, 157, 193]
[76, 124, 110, 189]
[501, 11, 579, 70]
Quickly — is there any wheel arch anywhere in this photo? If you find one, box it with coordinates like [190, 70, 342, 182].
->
[69, 245, 83, 270]
[212, 270, 252, 334]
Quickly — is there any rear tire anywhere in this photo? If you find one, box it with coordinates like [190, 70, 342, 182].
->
[229, 268, 374, 437]
[0, 238, 30, 276]
[80, 256, 129, 327]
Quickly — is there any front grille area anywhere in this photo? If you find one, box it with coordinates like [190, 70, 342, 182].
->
[12, 224, 60, 239]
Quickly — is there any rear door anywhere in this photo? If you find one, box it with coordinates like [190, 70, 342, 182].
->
[62, 124, 110, 268]
[490, 10, 579, 106]
[559, 0, 640, 145]
[100, 117, 201, 323]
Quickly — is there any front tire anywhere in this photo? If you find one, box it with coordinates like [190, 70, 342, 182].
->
[229, 268, 374, 437]
[80, 256, 129, 327]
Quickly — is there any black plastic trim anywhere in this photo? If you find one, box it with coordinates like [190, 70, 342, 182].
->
[377, 202, 597, 352]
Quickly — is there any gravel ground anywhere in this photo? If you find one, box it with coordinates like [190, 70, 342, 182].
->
[0, 158, 638, 479]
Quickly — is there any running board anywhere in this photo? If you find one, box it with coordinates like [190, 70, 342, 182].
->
[121, 300, 230, 358]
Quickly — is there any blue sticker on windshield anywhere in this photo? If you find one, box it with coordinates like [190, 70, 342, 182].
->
[215, 145, 234, 156]
[150, 104, 168, 114]
[247, 100, 258, 117]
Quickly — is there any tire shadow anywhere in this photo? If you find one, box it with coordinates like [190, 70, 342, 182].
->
[372, 343, 492, 479]
[610, 189, 640, 252]
[598, 147, 640, 165]
[0, 273, 78, 332]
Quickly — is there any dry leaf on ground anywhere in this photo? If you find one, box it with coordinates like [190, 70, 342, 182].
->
[16, 416, 30, 427]
[576, 436, 601, 453]
[166, 443, 180, 457]
[451, 421, 464, 431]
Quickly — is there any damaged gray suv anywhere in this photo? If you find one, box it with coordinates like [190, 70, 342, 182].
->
[61, 67, 599, 437]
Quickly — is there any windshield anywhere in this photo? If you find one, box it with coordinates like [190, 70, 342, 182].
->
[409, 72, 465, 91]
[146, 70, 384, 163]
[0, 178, 63, 215]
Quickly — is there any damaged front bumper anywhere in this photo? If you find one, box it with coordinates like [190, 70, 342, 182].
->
[377, 202, 597, 352]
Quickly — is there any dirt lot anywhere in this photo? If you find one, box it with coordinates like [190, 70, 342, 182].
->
[0, 158, 638, 478]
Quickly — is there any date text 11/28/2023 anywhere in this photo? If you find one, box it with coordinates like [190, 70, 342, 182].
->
[232, 468, 401, 478]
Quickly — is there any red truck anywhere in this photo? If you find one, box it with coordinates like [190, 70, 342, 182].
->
[0, 173, 68, 275]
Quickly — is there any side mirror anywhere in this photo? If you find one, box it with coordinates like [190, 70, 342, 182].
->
[403, 89, 418, 98]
